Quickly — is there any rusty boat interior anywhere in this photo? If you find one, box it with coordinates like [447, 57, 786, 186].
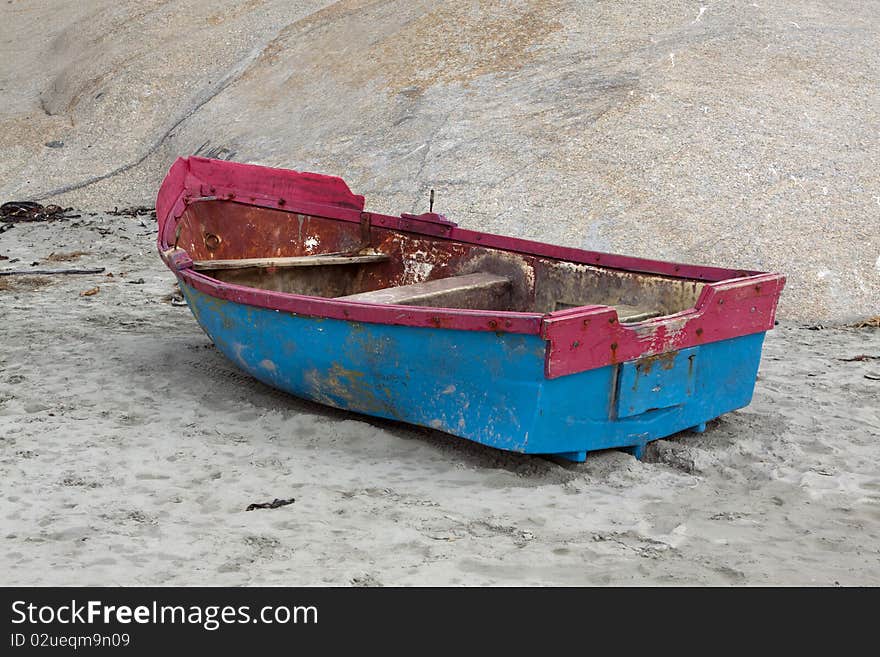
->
[173, 200, 712, 324]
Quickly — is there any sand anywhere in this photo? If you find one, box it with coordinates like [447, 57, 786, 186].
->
[1, 216, 878, 585]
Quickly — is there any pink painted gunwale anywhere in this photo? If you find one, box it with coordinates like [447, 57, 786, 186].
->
[157, 157, 785, 377]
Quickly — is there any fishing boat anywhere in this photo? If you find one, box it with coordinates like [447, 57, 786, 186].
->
[157, 157, 785, 461]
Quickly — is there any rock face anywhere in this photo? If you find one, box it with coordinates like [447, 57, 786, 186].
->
[1, 0, 877, 321]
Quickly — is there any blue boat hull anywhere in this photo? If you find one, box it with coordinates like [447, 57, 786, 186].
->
[181, 283, 766, 461]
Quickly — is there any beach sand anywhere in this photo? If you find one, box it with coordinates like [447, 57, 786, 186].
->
[1, 215, 877, 585]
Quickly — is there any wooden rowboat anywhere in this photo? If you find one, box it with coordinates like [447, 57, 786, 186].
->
[157, 157, 785, 461]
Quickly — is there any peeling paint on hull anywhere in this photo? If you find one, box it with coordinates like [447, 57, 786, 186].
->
[181, 283, 767, 461]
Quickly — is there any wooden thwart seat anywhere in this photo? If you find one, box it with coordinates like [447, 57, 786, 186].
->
[338, 272, 511, 308]
[192, 252, 389, 271]
[554, 301, 662, 323]
[612, 304, 663, 323]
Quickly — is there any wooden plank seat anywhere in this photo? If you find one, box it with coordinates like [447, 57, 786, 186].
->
[612, 304, 663, 323]
[555, 301, 662, 323]
[192, 252, 389, 271]
[338, 272, 511, 309]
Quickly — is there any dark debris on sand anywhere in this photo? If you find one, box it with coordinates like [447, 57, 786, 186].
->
[245, 498, 295, 512]
[107, 206, 156, 220]
[1, 201, 80, 223]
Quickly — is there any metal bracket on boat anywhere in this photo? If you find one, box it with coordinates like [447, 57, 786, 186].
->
[359, 212, 372, 250]
[398, 211, 457, 236]
[173, 220, 184, 250]
[161, 248, 194, 272]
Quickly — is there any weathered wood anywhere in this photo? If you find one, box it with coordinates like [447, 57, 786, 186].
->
[0, 267, 105, 276]
[338, 272, 510, 309]
[613, 304, 663, 323]
[554, 300, 662, 322]
[192, 253, 389, 271]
